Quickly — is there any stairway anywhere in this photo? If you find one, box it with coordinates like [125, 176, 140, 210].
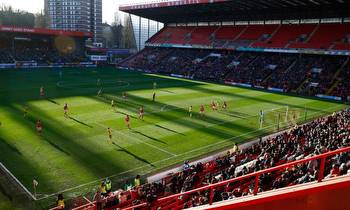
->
[295, 78, 309, 93]
[326, 57, 349, 95]
[117, 49, 145, 66]
[234, 25, 248, 41]
[263, 59, 298, 84]
[212, 26, 222, 37]
[210, 26, 222, 46]
[266, 24, 282, 43]
[185, 26, 199, 45]
[305, 24, 320, 43]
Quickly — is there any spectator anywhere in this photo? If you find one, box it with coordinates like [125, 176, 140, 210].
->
[328, 164, 340, 178]
[124, 180, 133, 191]
[105, 178, 112, 194]
[134, 175, 141, 187]
[99, 181, 107, 197]
[93, 188, 104, 210]
[118, 192, 128, 203]
[56, 194, 65, 210]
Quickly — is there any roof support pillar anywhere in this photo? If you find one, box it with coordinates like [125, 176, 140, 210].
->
[138, 16, 141, 50]
[147, 19, 150, 40]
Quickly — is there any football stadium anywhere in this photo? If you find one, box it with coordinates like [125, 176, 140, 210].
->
[0, 0, 350, 210]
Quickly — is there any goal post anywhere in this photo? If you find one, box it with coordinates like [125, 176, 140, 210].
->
[258, 106, 306, 130]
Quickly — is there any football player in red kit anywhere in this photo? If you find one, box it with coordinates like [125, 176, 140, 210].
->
[64, 103, 69, 117]
[200, 105, 205, 117]
[125, 115, 130, 129]
[36, 120, 43, 136]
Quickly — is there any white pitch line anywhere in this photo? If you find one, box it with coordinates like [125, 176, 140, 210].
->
[94, 122, 176, 157]
[35, 120, 278, 200]
[56, 80, 130, 90]
[35, 104, 346, 200]
[0, 162, 37, 200]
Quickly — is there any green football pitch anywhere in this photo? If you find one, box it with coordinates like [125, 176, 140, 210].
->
[0, 67, 348, 205]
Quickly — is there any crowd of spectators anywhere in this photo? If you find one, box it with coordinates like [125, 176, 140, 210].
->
[0, 47, 88, 65]
[87, 108, 349, 210]
[0, 49, 14, 63]
[298, 56, 346, 96]
[121, 47, 350, 100]
[226, 53, 296, 87]
[332, 62, 350, 101]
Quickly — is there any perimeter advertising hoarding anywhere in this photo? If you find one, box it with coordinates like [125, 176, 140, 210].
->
[145, 43, 350, 56]
[120, 0, 229, 10]
[0, 26, 92, 37]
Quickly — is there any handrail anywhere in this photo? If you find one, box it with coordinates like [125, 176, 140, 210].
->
[122, 146, 350, 210]
[50, 146, 350, 210]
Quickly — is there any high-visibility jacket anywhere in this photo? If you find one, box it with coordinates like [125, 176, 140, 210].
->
[134, 178, 140, 187]
[106, 181, 112, 191]
[100, 185, 107, 194]
[57, 199, 65, 209]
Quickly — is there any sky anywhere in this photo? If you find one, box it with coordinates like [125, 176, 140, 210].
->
[0, 0, 147, 24]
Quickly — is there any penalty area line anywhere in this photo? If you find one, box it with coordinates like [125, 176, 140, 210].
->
[35, 122, 275, 200]
[35, 104, 346, 200]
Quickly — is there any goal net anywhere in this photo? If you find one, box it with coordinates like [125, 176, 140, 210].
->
[259, 106, 307, 130]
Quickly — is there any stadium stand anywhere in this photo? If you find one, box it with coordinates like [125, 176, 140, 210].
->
[331, 61, 350, 100]
[147, 23, 350, 51]
[0, 49, 14, 63]
[2, 1, 348, 209]
[120, 47, 350, 100]
[115, 2, 350, 206]
[188, 26, 217, 46]
[253, 24, 317, 48]
[67, 108, 350, 210]
[289, 23, 350, 50]
[0, 26, 91, 66]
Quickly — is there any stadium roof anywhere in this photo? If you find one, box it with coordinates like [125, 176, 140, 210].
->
[0, 26, 92, 37]
[119, 0, 350, 23]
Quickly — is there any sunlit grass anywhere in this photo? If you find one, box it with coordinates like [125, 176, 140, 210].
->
[0, 67, 347, 207]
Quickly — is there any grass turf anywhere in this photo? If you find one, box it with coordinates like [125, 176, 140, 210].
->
[0, 67, 348, 206]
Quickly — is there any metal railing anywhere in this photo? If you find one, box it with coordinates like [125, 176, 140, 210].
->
[57, 146, 350, 210]
[122, 146, 350, 210]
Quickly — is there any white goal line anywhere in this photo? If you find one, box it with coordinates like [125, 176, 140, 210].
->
[0, 162, 37, 201]
[3, 104, 344, 201]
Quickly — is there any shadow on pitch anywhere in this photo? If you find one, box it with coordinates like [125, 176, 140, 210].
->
[115, 111, 137, 119]
[131, 130, 168, 145]
[220, 110, 252, 119]
[93, 92, 254, 141]
[46, 98, 60, 105]
[8, 104, 130, 179]
[190, 85, 329, 113]
[46, 141, 71, 156]
[112, 142, 155, 167]
[160, 89, 176, 94]
[0, 138, 22, 156]
[69, 116, 93, 128]
[155, 124, 185, 136]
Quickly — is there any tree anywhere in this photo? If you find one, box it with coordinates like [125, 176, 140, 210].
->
[0, 4, 35, 27]
[122, 14, 136, 49]
[102, 23, 113, 48]
[34, 10, 48, 28]
[110, 12, 123, 48]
